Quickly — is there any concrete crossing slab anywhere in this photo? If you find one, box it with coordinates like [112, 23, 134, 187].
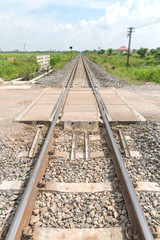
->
[99, 89, 116, 95]
[99, 88, 146, 122]
[61, 88, 99, 130]
[103, 98, 124, 105]
[15, 86, 145, 123]
[16, 88, 63, 122]
[106, 105, 138, 121]
[69, 92, 92, 95]
[62, 112, 99, 121]
[64, 105, 97, 112]
[36, 95, 60, 104]
[45, 88, 62, 94]
[66, 98, 95, 104]
[67, 94, 94, 99]
[22, 105, 55, 121]
[70, 88, 91, 91]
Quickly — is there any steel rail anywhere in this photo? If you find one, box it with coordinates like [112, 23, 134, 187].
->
[82, 56, 153, 240]
[96, 88, 112, 122]
[6, 56, 80, 240]
[49, 88, 65, 121]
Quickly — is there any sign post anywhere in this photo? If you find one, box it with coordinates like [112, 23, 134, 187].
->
[36, 55, 50, 71]
[69, 46, 73, 58]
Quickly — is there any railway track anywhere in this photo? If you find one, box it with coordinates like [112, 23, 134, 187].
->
[3, 55, 155, 240]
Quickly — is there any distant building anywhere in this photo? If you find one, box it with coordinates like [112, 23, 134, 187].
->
[115, 46, 128, 53]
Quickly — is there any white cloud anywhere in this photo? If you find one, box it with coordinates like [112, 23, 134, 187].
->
[105, 2, 129, 25]
[0, 0, 160, 51]
[124, 0, 134, 8]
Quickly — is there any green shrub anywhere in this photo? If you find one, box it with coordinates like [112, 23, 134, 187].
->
[85, 53, 160, 84]
[50, 53, 77, 71]
[0, 52, 78, 81]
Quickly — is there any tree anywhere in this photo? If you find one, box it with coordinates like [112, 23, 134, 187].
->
[150, 48, 160, 58]
[98, 49, 105, 54]
[137, 48, 148, 58]
[100, 49, 105, 54]
[150, 49, 158, 55]
[155, 51, 160, 58]
[132, 49, 137, 54]
[107, 48, 113, 56]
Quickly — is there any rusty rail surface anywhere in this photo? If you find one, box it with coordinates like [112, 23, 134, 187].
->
[6, 56, 79, 240]
[82, 55, 153, 240]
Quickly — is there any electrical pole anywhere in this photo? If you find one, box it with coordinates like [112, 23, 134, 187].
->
[0, 39, 1, 55]
[126, 27, 134, 67]
[23, 43, 27, 52]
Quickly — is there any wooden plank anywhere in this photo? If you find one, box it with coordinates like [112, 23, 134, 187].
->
[54, 151, 70, 158]
[43, 182, 113, 192]
[136, 182, 160, 192]
[70, 132, 77, 160]
[1, 181, 159, 192]
[119, 129, 131, 158]
[0, 181, 23, 191]
[90, 151, 105, 158]
[85, 131, 90, 160]
[34, 228, 124, 240]
[29, 127, 42, 158]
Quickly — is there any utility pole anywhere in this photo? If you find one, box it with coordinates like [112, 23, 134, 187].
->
[0, 39, 1, 55]
[126, 27, 134, 67]
[23, 43, 27, 52]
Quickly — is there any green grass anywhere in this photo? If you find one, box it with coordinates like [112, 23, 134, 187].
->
[0, 54, 39, 81]
[86, 53, 160, 84]
[50, 52, 75, 71]
[0, 52, 78, 81]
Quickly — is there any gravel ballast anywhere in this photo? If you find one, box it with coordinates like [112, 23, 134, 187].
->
[0, 122, 37, 183]
[122, 121, 160, 183]
[112, 121, 160, 234]
[84, 56, 130, 88]
[0, 191, 23, 237]
[44, 156, 116, 183]
[37, 57, 78, 87]
[31, 191, 130, 229]
[137, 192, 160, 228]
[44, 128, 117, 183]
[0, 123, 48, 183]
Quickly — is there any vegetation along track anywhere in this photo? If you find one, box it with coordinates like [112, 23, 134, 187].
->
[4, 55, 155, 240]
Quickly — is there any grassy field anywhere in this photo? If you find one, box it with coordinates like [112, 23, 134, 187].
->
[86, 53, 160, 84]
[0, 52, 77, 81]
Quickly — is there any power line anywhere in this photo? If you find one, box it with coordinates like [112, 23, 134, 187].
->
[135, 17, 160, 29]
[106, 30, 127, 47]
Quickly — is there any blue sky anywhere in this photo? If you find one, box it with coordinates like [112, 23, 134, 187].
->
[30, 5, 105, 23]
[0, 0, 160, 51]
